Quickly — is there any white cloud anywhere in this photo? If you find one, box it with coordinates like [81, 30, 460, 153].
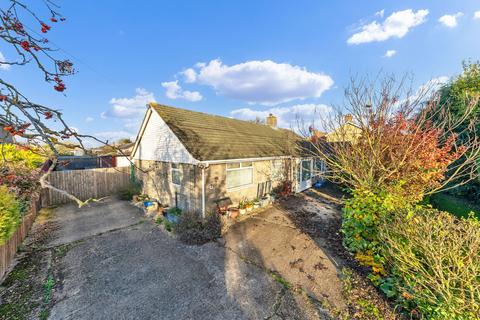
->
[182, 68, 197, 83]
[103, 88, 155, 119]
[85, 117, 94, 122]
[348, 9, 429, 45]
[438, 12, 463, 28]
[0, 52, 10, 70]
[230, 103, 332, 129]
[184, 59, 333, 105]
[383, 50, 397, 58]
[161, 80, 202, 102]
[474, 11, 480, 19]
[398, 76, 450, 107]
[375, 9, 385, 18]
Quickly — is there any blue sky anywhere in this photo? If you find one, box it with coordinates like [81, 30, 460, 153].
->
[3, 1, 480, 144]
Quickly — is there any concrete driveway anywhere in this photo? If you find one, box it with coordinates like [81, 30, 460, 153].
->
[223, 193, 347, 313]
[42, 197, 327, 320]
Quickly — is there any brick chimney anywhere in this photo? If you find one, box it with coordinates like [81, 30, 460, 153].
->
[266, 113, 277, 127]
[344, 114, 353, 123]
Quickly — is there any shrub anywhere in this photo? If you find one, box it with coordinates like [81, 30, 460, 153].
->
[0, 144, 45, 169]
[378, 208, 480, 319]
[118, 181, 142, 201]
[173, 211, 221, 245]
[0, 185, 22, 245]
[341, 189, 406, 275]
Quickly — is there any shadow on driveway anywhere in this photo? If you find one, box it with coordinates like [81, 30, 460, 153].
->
[44, 197, 326, 320]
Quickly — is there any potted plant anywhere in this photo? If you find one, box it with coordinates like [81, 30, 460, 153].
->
[228, 207, 240, 219]
[269, 193, 276, 203]
[260, 195, 270, 207]
[253, 198, 261, 209]
[246, 200, 254, 212]
[238, 200, 247, 215]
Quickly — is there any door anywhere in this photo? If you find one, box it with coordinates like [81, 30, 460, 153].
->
[297, 159, 313, 192]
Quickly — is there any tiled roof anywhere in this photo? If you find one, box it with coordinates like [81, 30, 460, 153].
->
[151, 103, 301, 161]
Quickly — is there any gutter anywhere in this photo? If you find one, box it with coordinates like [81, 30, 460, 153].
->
[199, 155, 291, 165]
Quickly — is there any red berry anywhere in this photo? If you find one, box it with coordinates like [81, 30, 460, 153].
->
[20, 40, 30, 51]
[54, 83, 66, 92]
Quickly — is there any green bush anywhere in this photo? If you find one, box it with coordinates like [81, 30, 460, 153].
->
[118, 181, 142, 201]
[341, 189, 406, 275]
[379, 208, 480, 319]
[173, 211, 221, 245]
[0, 185, 22, 245]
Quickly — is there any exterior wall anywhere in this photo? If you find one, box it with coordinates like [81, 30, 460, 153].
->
[134, 157, 325, 216]
[203, 159, 293, 213]
[133, 110, 198, 164]
[326, 122, 362, 143]
[135, 160, 200, 214]
[0, 130, 13, 144]
[115, 155, 131, 167]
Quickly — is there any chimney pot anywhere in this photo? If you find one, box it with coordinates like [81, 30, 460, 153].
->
[266, 114, 277, 127]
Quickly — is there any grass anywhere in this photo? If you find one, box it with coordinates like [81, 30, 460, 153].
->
[429, 193, 480, 219]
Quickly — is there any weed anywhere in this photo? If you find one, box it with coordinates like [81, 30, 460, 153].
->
[270, 273, 292, 289]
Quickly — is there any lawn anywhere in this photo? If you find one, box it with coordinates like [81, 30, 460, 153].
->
[429, 193, 480, 219]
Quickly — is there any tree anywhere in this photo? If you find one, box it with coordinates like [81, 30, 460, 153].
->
[0, 1, 95, 205]
[437, 61, 480, 199]
[300, 74, 480, 277]
[304, 75, 480, 202]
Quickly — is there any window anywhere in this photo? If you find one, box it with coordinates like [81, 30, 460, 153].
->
[271, 160, 284, 180]
[226, 162, 253, 189]
[314, 159, 325, 177]
[171, 163, 182, 185]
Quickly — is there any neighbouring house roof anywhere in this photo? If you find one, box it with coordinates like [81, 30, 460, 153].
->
[149, 103, 302, 161]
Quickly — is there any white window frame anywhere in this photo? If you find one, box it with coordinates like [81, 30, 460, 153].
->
[226, 162, 254, 190]
[171, 163, 182, 186]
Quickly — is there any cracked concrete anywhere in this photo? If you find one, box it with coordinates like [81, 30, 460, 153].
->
[41, 197, 328, 320]
[223, 203, 347, 313]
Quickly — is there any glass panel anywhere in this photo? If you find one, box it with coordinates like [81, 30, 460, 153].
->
[226, 168, 253, 189]
[314, 159, 324, 176]
[172, 169, 182, 185]
[227, 162, 240, 169]
[241, 162, 253, 168]
[301, 160, 311, 182]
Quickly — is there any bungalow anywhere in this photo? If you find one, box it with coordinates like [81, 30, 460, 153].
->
[131, 103, 325, 216]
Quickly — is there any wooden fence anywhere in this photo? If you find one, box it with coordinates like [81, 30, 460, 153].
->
[41, 167, 132, 207]
[0, 195, 41, 280]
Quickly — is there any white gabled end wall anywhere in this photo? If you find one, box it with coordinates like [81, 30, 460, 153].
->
[132, 109, 198, 164]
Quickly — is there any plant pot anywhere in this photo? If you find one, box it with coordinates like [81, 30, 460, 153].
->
[253, 203, 260, 209]
[229, 209, 240, 219]
[239, 208, 247, 215]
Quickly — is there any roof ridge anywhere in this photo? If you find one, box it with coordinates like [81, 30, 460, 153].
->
[150, 102, 284, 131]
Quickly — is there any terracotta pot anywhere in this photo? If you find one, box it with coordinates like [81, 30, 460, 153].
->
[229, 209, 239, 219]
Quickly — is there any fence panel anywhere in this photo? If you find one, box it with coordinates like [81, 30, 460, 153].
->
[41, 167, 131, 207]
[0, 195, 40, 280]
